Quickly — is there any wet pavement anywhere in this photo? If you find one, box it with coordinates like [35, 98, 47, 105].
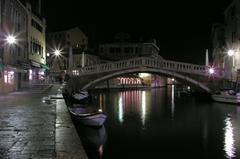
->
[0, 84, 87, 159]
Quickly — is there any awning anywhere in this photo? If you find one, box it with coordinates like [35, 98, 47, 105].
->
[0, 63, 4, 69]
[18, 61, 31, 69]
[41, 64, 50, 70]
[31, 61, 41, 68]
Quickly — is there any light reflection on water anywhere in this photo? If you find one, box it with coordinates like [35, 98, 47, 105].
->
[224, 116, 236, 158]
[84, 87, 240, 159]
[116, 90, 149, 127]
[141, 91, 146, 127]
[118, 93, 123, 123]
[171, 85, 175, 120]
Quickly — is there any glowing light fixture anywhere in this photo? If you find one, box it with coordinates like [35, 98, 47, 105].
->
[6, 35, 16, 44]
[209, 68, 214, 74]
[139, 73, 150, 78]
[54, 49, 61, 56]
[228, 50, 234, 57]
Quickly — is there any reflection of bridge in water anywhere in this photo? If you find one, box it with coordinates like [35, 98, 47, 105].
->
[66, 57, 224, 94]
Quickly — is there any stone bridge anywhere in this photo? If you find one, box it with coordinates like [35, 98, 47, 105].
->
[64, 57, 224, 95]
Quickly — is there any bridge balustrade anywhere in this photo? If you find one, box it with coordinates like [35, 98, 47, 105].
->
[72, 57, 220, 77]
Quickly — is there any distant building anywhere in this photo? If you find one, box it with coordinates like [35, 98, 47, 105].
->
[72, 49, 100, 68]
[47, 27, 100, 79]
[0, 0, 46, 93]
[47, 27, 88, 51]
[212, 0, 240, 80]
[47, 27, 88, 72]
[211, 24, 225, 69]
[99, 42, 162, 61]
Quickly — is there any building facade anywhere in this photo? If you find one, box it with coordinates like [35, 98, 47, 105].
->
[47, 27, 99, 81]
[0, 0, 28, 93]
[211, 24, 225, 69]
[47, 27, 88, 51]
[72, 52, 100, 68]
[99, 42, 162, 61]
[0, 0, 46, 94]
[212, 0, 240, 80]
[26, 1, 47, 84]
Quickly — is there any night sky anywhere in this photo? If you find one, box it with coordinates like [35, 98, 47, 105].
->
[42, 0, 231, 64]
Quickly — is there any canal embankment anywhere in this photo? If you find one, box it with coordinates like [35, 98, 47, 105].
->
[55, 97, 88, 159]
[0, 84, 88, 159]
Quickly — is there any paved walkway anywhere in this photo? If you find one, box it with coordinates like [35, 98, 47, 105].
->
[0, 84, 87, 159]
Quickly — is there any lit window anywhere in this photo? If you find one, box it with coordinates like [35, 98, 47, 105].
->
[72, 70, 79, 75]
[4, 71, 7, 83]
[29, 69, 32, 80]
[4, 71, 14, 84]
[39, 70, 45, 80]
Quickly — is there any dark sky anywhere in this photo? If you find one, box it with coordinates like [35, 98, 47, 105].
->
[42, 0, 231, 64]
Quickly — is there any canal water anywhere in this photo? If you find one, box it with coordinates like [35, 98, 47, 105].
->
[74, 85, 240, 159]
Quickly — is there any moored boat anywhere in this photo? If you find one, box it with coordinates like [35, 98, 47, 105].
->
[211, 90, 240, 104]
[71, 90, 91, 104]
[72, 90, 89, 101]
[68, 107, 107, 127]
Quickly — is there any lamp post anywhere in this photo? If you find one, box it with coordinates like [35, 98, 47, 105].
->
[3, 35, 17, 88]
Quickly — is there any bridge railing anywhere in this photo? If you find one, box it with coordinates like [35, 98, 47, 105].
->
[71, 57, 222, 77]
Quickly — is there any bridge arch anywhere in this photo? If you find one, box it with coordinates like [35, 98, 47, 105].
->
[81, 67, 212, 93]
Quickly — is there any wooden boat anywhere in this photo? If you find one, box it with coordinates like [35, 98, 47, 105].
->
[71, 90, 91, 104]
[72, 90, 89, 101]
[211, 90, 240, 104]
[68, 107, 107, 127]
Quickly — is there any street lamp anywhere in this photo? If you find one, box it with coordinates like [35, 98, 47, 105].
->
[228, 50, 234, 57]
[54, 49, 61, 56]
[6, 35, 16, 45]
[2, 35, 17, 85]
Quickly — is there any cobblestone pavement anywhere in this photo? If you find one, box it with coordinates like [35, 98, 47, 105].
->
[0, 85, 56, 159]
[0, 84, 87, 159]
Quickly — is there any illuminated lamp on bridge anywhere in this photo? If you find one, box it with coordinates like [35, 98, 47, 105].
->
[208, 67, 215, 75]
